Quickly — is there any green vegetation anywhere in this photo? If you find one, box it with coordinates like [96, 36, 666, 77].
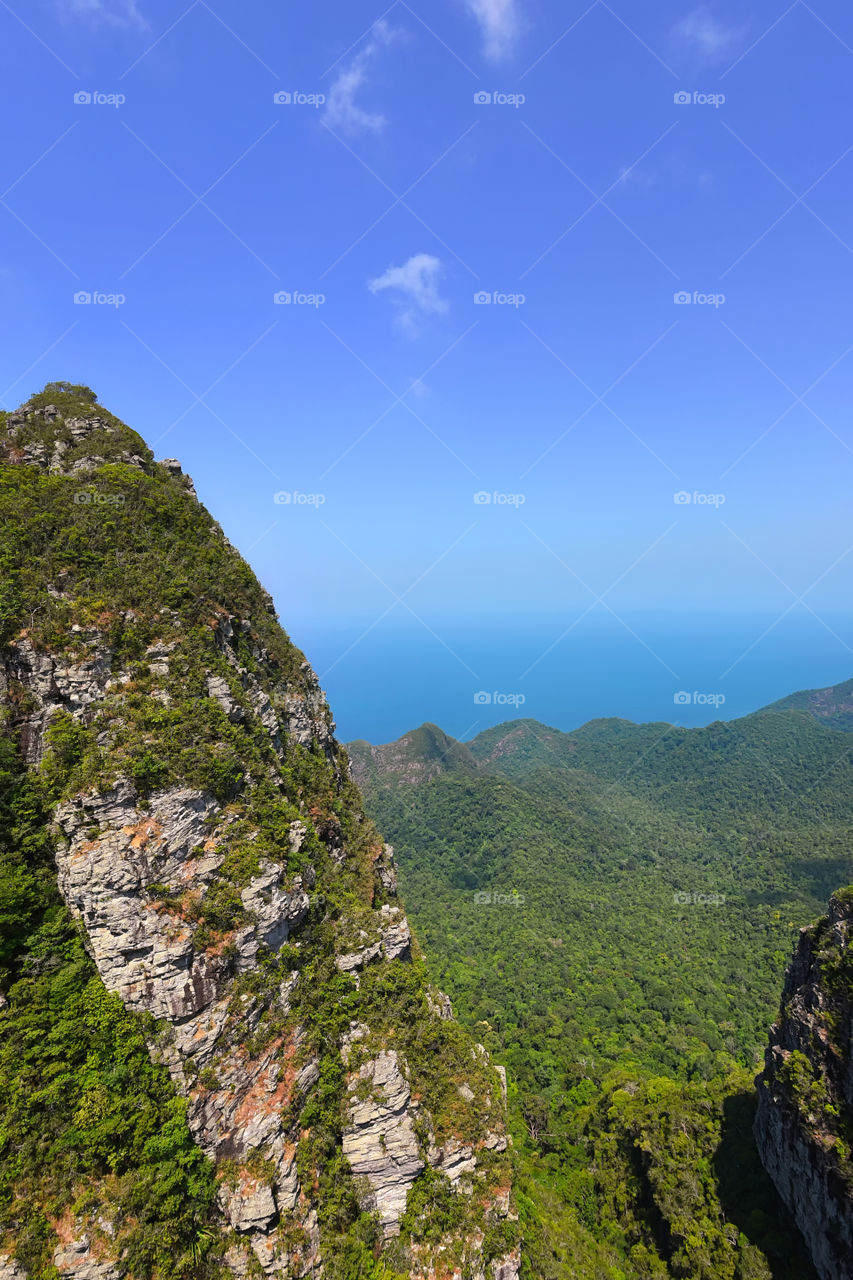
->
[0, 725, 221, 1279]
[349, 710, 853, 1278]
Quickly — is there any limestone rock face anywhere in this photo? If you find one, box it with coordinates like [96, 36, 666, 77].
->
[0, 1257, 28, 1280]
[754, 890, 853, 1280]
[342, 1049, 425, 1235]
[52, 1235, 122, 1280]
[2, 403, 151, 476]
[51, 778, 316, 1271]
[1, 634, 115, 764]
[336, 905, 412, 976]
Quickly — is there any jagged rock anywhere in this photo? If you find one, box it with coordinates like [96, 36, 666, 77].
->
[2, 635, 114, 763]
[145, 639, 175, 677]
[54, 783, 227, 1021]
[491, 1249, 522, 1280]
[51, 779, 316, 1257]
[288, 820, 308, 853]
[219, 1174, 277, 1233]
[427, 988, 454, 1021]
[342, 1049, 424, 1235]
[755, 889, 853, 1280]
[337, 906, 411, 976]
[428, 1136, 476, 1188]
[374, 843, 399, 896]
[160, 458, 198, 498]
[0, 1256, 27, 1280]
[341, 1020, 370, 1062]
[280, 668, 335, 755]
[2, 404, 150, 475]
[206, 673, 245, 723]
[52, 1236, 121, 1280]
[239, 862, 309, 959]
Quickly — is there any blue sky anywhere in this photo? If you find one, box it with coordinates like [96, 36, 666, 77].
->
[4, 0, 853, 739]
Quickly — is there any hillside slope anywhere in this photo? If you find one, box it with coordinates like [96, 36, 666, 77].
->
[348, 712, 853, 1278]
[760, 678, 853, 732]
[0, 385, 519, 1280]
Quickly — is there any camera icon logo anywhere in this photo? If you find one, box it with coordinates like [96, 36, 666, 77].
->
[273, 291, 292, 305]
[674, 90, 692, 105]
[274, 491, 292, 504]
[273, 91, 292, 105]
[74, 90, 92, 105]
[473, 491, 492, 504]
[673, 690, 692, 705]
[474, 291, 492, 305]
[73, 291, 92, 304]
[673, 491, 692, 505]
[73, 491, 92, 505]
[473, 691, 492, 705]
[674, 290, 692, 305]
[473, 91, 492, 105]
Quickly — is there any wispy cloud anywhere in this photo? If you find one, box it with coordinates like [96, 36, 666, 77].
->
[61, 0, 147, 27]
[368, 253, 448, 336]
[465, 0, 521, 61]
[324, 21, 394, 134]
[672, 8, 740, 59]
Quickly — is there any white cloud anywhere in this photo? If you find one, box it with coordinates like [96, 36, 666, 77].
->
[368, 254, 448, 335]
[465, 0, 520, 61]
[324, 21, 394, 134]
[673, 8, 739, 58]
[61, 0, 147, 27]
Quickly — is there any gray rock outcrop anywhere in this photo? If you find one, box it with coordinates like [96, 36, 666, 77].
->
[755, 889, 853, 1280]
[342, 1049, 425, 1235]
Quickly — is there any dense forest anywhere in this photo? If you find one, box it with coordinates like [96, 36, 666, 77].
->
[349, 706, 853, 1278]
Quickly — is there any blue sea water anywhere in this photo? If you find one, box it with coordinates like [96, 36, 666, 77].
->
[288, 610, 853, 745]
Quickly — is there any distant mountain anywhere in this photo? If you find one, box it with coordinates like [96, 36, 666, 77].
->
[348, 721, 478, 791]
[759, 676, 853, 731]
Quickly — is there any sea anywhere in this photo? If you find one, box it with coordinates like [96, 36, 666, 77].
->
[289, 610, 853, 746]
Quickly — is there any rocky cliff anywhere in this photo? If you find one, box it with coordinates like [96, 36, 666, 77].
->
[754, 887, 853, 1280]
[0, 385, 519, 1280]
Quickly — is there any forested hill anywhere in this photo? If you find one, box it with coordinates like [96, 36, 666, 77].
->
[347, 700, 853, 1279]
[759, 676, 853, 731]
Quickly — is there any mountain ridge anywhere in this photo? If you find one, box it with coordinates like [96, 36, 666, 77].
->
[348, 669, 853, 772]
